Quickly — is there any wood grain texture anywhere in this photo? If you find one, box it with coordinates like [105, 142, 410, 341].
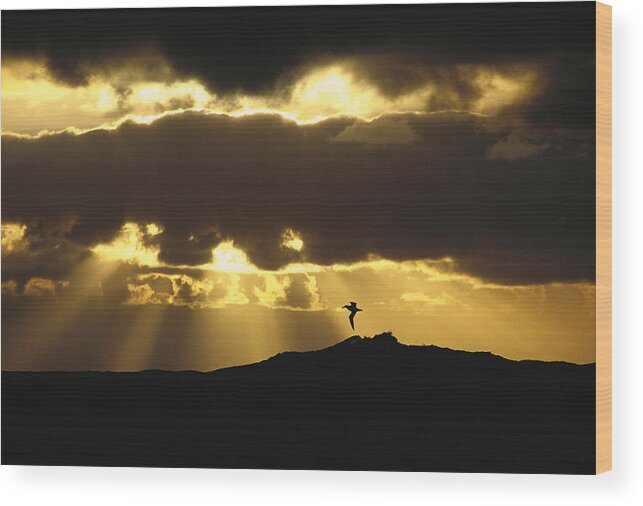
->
[596, 1, 612, 475]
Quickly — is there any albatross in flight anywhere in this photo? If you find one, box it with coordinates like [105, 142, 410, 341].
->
[342, 301, 363, 331]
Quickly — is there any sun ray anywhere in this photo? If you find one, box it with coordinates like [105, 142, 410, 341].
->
[14, 256, 122, 369]
[114, 303, 167, 371]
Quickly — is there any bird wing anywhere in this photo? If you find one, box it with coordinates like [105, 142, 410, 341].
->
[348, 312, 355, 330]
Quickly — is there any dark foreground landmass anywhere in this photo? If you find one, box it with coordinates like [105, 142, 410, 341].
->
[2, 333, 595, 473]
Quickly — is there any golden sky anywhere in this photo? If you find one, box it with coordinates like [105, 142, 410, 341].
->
[2, 219, 595, 369]
[1, 6, 597, 370]
[2, 58, 537, 136]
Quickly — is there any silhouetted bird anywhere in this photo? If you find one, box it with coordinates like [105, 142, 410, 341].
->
[342, 301, 363, 331]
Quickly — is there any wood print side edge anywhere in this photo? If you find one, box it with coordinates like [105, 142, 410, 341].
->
[595, 0, 612, 475]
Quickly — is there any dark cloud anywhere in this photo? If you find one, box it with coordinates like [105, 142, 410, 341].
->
[174, 278, 211, 305]
[1, 219, 92, 286]
[2, 3, 597, 286]
[2, 3, 595, 100]
[334, 117, 418, 145]
[279, 275, 318, 310]
[2, 110, 594, 285]
[487, 131, 550, 161]
[156, 224, 220, 266]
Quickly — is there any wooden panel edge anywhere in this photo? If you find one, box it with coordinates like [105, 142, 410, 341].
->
[596, 1, 612, 475]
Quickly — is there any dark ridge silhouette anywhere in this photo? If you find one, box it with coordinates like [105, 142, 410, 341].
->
[1, 333, 595, 473]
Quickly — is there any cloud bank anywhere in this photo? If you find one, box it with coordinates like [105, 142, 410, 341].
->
[2, 108, 594, 285]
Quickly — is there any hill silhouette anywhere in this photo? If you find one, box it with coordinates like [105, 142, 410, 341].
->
[2, 333, 595, 473]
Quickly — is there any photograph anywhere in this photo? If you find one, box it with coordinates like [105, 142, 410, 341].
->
[2, 2, 609, 475]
